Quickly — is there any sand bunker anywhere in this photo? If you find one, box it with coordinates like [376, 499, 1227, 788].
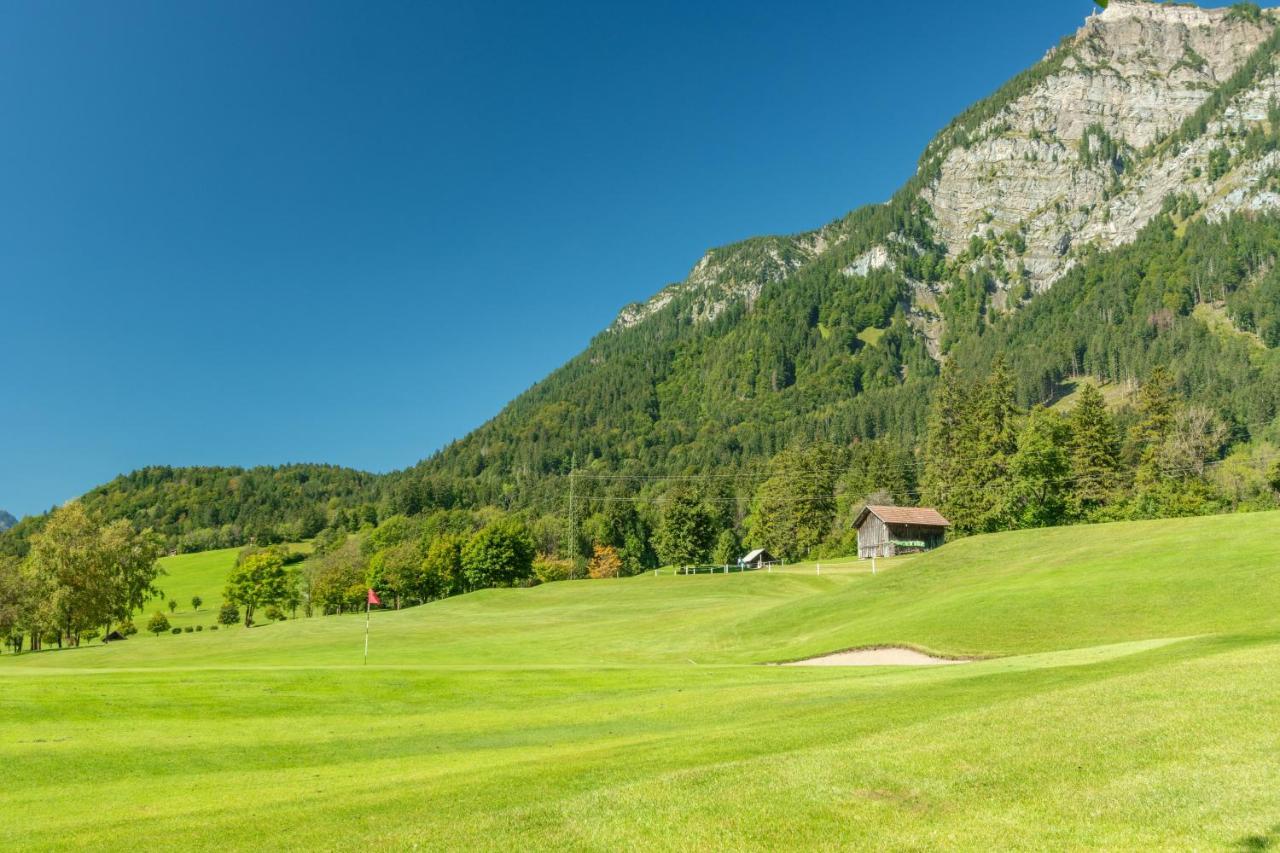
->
[782, 647, 969, 667]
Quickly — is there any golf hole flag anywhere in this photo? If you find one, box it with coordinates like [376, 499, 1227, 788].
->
[363, 588, 381, 663]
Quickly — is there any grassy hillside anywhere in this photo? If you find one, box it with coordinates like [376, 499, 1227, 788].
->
[130, 543, 311, 629]
[3, 513, 1280, 848]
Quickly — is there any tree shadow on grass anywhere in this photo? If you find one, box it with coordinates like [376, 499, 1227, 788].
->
[1236, 823, 1280, 851]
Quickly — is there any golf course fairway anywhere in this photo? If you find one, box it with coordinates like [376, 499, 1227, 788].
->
[4, 511, 1280, 849]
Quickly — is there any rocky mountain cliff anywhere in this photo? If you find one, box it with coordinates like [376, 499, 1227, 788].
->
[619, 3, 1280, 346]
[0, 511, 15, 533]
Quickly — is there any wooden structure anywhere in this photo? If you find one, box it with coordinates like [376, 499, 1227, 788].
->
[853, 506, 950, 559]
[739, 548, 775, 569]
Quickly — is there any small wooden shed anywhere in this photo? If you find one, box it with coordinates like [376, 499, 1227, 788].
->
[739, 548, 775, 568]
[853, 506, 950, 559]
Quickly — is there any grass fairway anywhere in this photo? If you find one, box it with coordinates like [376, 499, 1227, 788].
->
[4, 512, 1280, 849]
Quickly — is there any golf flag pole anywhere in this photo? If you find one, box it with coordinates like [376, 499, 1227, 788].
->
[364, 588, 381, 664]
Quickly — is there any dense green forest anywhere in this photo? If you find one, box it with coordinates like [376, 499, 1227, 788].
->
[0, 465, 381, 558]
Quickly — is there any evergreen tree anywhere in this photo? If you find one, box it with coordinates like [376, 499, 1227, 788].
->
[712, 528, 740, 566]
[923, 359, 1019, 535]
[921, 362, 969, 520]
[1068, 383, 1121, 514]
[1130, 366, 1178, 489]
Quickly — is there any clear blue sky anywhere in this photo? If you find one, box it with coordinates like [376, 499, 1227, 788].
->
[1, 0, 1142, 518]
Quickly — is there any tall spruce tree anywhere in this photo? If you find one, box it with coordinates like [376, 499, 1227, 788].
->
[925, 359, 1020, 535]
[1130, 366, 1178, 489]
[1067, 382, 1121, 514]
[921, 362, 970, 523]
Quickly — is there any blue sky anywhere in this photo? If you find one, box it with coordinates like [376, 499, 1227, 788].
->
[0, 0, 1137, 517]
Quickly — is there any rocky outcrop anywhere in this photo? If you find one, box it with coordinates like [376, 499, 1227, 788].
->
[613, 226, 835, 328]
[614, 2, 1280, 356]
[925, 2, 1276, 292]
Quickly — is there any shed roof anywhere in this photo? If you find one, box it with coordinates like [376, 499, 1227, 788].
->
[741, 548, 772, 562]
[854, 505, 950, 529]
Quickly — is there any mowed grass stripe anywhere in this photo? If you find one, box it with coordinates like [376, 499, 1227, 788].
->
[2, 635, 1276, 849]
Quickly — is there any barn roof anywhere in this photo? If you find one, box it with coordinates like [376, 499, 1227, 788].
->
[854, 505, 950, 529]
[741, 548, 771, 562]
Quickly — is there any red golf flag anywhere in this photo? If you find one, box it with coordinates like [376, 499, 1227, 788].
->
[367, 588, 381, 606]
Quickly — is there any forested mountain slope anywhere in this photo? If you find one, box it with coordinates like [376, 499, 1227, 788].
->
[394, 1, 1280, 509]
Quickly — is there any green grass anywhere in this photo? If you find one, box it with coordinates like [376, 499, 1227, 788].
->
[4, 513, 1280, 848]
[137, 547, 239, 628]
[856, 325, 886, 347]
[1193, 302, 1267, 351]
[1048, 375, 1132, 413]
[134, 543, 311, 629]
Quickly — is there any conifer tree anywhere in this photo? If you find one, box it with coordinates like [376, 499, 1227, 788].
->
[1067, 382, 1120, 514]
[921, 362, 970, 520]
[1130, 366, 1177, 489]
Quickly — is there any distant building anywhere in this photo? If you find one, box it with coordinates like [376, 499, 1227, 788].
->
[853, 506, 950, 559]
[739, 548, 775, 568]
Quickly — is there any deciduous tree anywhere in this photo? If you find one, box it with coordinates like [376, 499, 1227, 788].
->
[462, 521, 536, 588]
[224, 551, 288, 627]
[652, 489, 715, 567]
[587, 544, 622, 579]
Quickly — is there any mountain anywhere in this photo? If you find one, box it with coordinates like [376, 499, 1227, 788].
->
[396, 1, 1280, 507]
[7, 2, 1280, 546]
[0, 511, 16, 533]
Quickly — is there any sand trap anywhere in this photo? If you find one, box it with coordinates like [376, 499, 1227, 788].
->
[782, 647, 968, 667]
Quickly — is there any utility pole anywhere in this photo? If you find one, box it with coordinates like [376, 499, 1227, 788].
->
[568, 452, 576, 572]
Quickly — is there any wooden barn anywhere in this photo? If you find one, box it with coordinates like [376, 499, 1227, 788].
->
[853, 505, 950, 559]
[739, 548, 775, 569]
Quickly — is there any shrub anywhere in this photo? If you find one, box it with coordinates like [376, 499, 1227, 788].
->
[195, 625, 203, 632]
[533, 558, 573, 584]
[170, 627, 182, 635]
[183, 626, 194, 633]
[82, 629, 101, 642]
[209, 625, 219, 631]
[264, 604, 285, 622]
[218, 603, 240, 626]
[147, 612, 171, 636]
[118, 619, 138, 637]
